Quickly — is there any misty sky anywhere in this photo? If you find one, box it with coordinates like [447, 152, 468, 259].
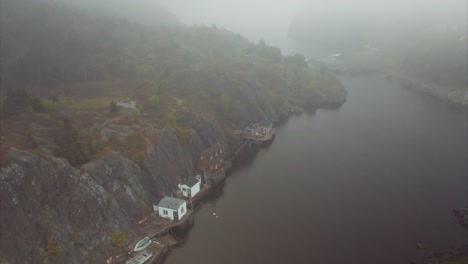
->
[158, 0, 466, 49]
[158, 0, 304, 46]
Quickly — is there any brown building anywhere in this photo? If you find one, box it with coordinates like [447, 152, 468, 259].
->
[195, 143, 225, 176]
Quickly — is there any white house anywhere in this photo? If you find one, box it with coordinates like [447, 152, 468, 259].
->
[178, 177, 201, 198]
[156, 197, 187, 221]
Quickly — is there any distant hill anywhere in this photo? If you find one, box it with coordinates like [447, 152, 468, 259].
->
[0, 0, 245, 91]
[61, 0, 180, 27]
[399, 24, 467, 87]
[288, 1, 467, 89]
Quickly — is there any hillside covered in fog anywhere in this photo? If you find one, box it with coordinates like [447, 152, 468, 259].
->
[0, 0, 346, 263]
[289, 0, 467, 99]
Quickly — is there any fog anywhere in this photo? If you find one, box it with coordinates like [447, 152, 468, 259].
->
[1, 0, 467, 263]
[158, 0, 304, 49]
[158, 0, 466, 53]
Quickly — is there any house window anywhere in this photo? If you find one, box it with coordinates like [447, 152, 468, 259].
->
[181, 207, 185, 214]
[183, 188, 187, 191]
[163, 210, 168, 215]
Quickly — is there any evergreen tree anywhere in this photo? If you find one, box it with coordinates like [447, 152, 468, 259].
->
[109, 100, 118, 113]
[60, 118, 88, 165]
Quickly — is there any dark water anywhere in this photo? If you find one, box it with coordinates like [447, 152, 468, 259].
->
[165, 74, 467, 264]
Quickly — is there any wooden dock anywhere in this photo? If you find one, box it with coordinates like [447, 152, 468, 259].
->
[140, 210, 194, 239]
[203, 160, 232, 185]
[231, 127, 276, 157]
[233, 128, 276, 143]
[121, 211, 194, 264]
[122, 239, 171, 264]
[183, 184, 211, 209]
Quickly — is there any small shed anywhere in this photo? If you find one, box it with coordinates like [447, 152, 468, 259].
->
[157, 197, 187, 221]
[178, 177, 201, 198]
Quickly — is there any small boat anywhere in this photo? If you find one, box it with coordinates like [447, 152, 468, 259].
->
[134, 237, 151, 252]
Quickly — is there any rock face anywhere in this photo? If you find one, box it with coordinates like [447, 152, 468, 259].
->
[454, 208, 468, 229]
[416, 208, 468, 264]
[0, 148, 141, 264]
[0, 69, 347, 263]
[162, 69, 281, 127]
[0, 119, 228, 263]
[161, 65, 347, 127]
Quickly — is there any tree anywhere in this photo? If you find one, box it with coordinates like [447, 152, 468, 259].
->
[50, 95, 59, 103]
[110, 230, 128, 248]
[166, 112, 177, 127]
[1, 89, 32, 116]
[151, 82, 159, 94]
[60, 118, 88, 165]
[306, 82, 319, 96]
[149, 95, 160, 108]
[45, 236, 63, 259]
[31, 96, 46, 113]
[136, 63, 156, 79]
[219, 94, 230, 116]
[109, 100, 118, 113]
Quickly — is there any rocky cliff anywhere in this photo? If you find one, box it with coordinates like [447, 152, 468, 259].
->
[0, 65, 347, 263]
[0, 2, 348, 260]
[0, 114, 229, 263]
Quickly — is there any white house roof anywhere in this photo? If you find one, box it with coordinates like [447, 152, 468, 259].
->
[158, 197, 185, 210]
[183, 178, 199, 188]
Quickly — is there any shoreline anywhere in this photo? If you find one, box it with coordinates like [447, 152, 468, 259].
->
[153, 75, 467, 264]
[322, 61, 468, 108]
[121, 131, 277, 264]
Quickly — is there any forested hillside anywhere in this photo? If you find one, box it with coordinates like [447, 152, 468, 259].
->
[0, 0, 343, 166]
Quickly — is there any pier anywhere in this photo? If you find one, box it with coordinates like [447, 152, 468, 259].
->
[202, 160, 231, 185]
[118, 122, 276, 264]
[140, 210, 194, 239]
[231, 122, 276, 156]
[183, 183, 212, 210]
[119, 211, 194, 264]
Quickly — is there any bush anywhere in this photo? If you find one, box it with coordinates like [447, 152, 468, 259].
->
[166, 112, 177, 127]
[175, 125, 191, 144]
[306, 82, 318, 96]
[149, 95, 160, 108]
[110, 230, 129, 247]
[109, 100, 118, 113]
[151, 82, 159, 94]
[45, 236, 63, 259]
[219, 94, 230, 116]
[31, 96, 46, 113]
[137, 63, 156, 79]
[43, 100, 60, 112]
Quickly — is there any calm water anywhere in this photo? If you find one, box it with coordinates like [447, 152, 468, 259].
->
[165, 74, 468, 264]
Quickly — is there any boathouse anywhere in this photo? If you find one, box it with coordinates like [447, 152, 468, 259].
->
[195, 143, 226, 176]
[156, 197, 187, 221]
[178, 177, 201, 198]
